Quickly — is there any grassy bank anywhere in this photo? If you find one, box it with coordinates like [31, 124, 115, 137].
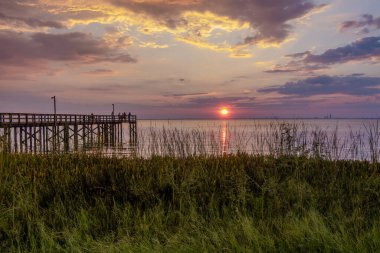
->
[0, 153, 380, 252]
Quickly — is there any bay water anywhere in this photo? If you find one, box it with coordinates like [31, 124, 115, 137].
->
[126, 119, 380, 161]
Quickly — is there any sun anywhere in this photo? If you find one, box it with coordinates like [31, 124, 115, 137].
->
[219, 107, 230, 117]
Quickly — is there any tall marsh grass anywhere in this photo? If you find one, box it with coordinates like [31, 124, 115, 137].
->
[0, 153, 379, 252]
[1, 120, 380, 252]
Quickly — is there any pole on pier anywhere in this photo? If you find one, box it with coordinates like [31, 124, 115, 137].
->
[51, 96, 56, 116]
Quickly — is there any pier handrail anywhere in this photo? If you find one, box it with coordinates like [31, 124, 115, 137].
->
[0, 113, 137, 126]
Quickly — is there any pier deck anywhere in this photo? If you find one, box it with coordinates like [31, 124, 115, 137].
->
[0, 113, 137, 153]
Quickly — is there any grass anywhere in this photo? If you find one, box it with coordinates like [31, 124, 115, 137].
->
[0, 152, 380, 252]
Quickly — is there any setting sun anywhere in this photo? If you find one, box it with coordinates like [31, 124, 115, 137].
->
[219, 107, 230, 117]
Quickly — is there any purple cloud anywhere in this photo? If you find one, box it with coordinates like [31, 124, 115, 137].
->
[0, 12, 65, 29]
[304, 37, 380, 64]
[186, 96, 256, 107]
[83, 69, 115, 75]
[259, 75, 380, 97]
[340, 14, 380, 33]
[0, 31, 137, 67]
[267, 37, 380, 73]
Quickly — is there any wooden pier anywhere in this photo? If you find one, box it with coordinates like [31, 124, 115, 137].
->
[0, 113, 137, 153]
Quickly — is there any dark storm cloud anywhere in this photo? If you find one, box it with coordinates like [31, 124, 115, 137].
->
[267, 37, 380, 73]
[340, 14, 380, 33]
[0, 31, 136, 66]
[109, 0, 324, 44]
[259, 75, 380, 97]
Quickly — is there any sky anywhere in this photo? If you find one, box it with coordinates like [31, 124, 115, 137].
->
[0, 0, 379, 119]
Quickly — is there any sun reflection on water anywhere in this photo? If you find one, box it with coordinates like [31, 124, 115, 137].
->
[221, 121, 228, 155]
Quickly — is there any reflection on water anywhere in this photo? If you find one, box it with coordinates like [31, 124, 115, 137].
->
[221, 121, 228, 155]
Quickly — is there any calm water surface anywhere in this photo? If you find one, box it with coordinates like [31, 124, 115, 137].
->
[120, 119, 380, 160]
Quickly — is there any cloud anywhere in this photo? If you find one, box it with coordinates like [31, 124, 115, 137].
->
[139, 41, 169, 48]
[259, 75, 380, 97]
[0, 0, 68, 30]
[0, 31, 136, 67]
[340, 14, 380, 34]
[265, 68, 301, 74]
[165, 92, 209, 97]
[109, 0, 323, 45]
[285, 51, 311, 58]
[0, 0, 326, 56]
[83, 69, 116, 75]
[0, 12, 65, 29]
[266, 37, 380, 73]
[304, 37, 380, 64]
[186, 96, 256, 106]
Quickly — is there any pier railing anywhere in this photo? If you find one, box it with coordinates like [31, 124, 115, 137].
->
[0, 113, 137, 153]
[0, 113, 136, 127]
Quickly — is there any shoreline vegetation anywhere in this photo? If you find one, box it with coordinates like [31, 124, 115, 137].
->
[135, 121, 379, 161]
[1, 121, 379, 161]
[0, 122, 379, 252]
[1, 152, 380, 252]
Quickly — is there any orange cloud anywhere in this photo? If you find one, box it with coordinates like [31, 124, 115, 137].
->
[0, 0, 326, 58]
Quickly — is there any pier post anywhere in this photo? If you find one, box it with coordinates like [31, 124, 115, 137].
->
[129, 121, 137, 146]
[33, 126, 37, 154]
[104, 124, 109, 147]
[14, 127, 18, 153]
[82, 123, 86, 149]
[7, 127, 11, 153]
[19, 127, 23, 153]
[64, 123, 70, 153]
[74, 124, 78, 151]
[42, 126, 46, 154]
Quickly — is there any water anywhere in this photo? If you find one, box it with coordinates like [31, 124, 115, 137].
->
[2, 118, 378, 160]
[123, 119, 380, 161]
